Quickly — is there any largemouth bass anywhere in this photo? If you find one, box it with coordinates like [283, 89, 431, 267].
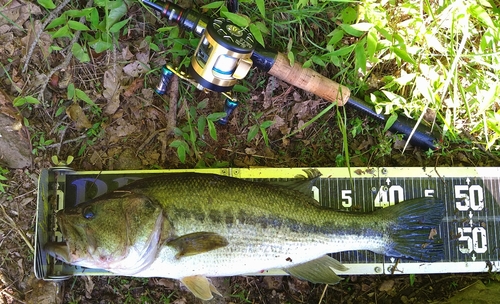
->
[46, 170, 444, 300]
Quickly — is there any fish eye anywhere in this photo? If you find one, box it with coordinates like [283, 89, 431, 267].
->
[82, 206, 95, 219]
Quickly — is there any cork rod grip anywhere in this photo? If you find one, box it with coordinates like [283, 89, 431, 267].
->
[268, 52, 350, 106]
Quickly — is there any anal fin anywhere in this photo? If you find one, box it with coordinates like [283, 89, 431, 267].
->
[284, 255, 348, 285]
[181, 275, 220, 301]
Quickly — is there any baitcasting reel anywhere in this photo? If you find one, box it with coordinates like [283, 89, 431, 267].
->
[143, 0, 255, 93]
[190, 17, 255, 92]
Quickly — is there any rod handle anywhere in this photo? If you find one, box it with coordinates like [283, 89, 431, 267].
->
[267, 52, 350, 106]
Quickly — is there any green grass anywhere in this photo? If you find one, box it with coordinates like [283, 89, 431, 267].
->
[235, 0, 500, 152]
[25, 0, 500, 163]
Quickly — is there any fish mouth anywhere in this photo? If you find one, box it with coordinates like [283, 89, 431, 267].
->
[44, 241, 72, 263]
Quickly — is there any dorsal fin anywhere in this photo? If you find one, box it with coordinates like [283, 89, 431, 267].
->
[266, 168, 321, 197]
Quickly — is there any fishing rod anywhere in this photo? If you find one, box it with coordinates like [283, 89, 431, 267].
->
[141, 0, 439, 150]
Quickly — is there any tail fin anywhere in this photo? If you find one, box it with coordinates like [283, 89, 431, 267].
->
[379, 198, 445, 262]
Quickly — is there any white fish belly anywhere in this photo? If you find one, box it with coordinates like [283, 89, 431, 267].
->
[134, 221, 386, 279]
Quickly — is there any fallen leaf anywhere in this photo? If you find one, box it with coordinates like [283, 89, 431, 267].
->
[262, 276, 283, 290]
[103, 68, 122, 115]
[123, 78, 143, 97]
[379, 279, 395, 292]
[154, 278, 175, 289]
[121, 45, 134, 60]
[84, 276, 94, 299]
[245, 147, 256, 155]
[123, 61, 150, 77]
[66, 102, 92, 129]
[428, 228, 438, 240]
[22, 20, 52, 59]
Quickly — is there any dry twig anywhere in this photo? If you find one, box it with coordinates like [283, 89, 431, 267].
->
[0, 204, 34, 254]
[22, 0, 72, 73]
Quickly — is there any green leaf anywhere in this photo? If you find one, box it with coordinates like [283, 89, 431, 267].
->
[415, 76, 434, 103]
[71, 43, 90, 62]
[51, 25, 72, 39]
[197, 98, 209, 110]
[260, 127, 269, 146]
[207, 112, 227, 121]
[350, 23, 374, 32]
[390, 46, 416, 65]
[177, 145, 186, 163]
[366, 28, 378, 59]
[355, 38, 367, 73]
[75, 89, 95, 105]
[311, 55, 326, 67]
[247, 125, 259, 142]
[468, 4, 495, 28]
[67, 83, 75, 99]
[256, 0, 265, 19]
[325, 44, 355, 57]
[37, 0, 56, 9]
[109, 18, 129, 33]
[149, 42, 159, 52]
[340, 6, 357, 24]
[107, 0, 127, 30]
[13, 96, 40, 106]
[169, 139, 185, 148]
[409, 274, 416, 287]
[327, 29, 344, 47]
[249, 24, 265, 47]
[340, 24, 363, 37]
[383, 112, 398, 132]
[65, 8, 93, 18]
[233, 85, 249, 93]
[201, 1, 224, 9]
[207, 119, 217, 141]
[287, 51, 295, 67]
[90, 39, 113, 53]
[56, 106, 66, 117]
[46, 16, 67, 30]
[90, 8, 100, 29]
[221, 12, 250, 28]
[197, 116, 206, 138]
[260, 120, 274, 129]
[68, 20, 90, 31]
[302, 59, 312, 69]
[253, 21, 270, 34]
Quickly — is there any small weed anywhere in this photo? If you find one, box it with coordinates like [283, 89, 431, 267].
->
[246, 112, 274, 146]
[31, 132, 55, 156]
[170, 98, 226, 164]
[51, 155, 74, 166]
[409, 273, 416, 286]
[449, 280, 459, 289]
[230, 290, 252, 303]
[44, 0, 131, 62]
[0, 167, 9, 193]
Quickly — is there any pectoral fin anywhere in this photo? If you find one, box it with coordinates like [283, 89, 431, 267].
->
[284, 255, 348, 285]
[181, 275, 220, 300]
[167, 232, 228, 259]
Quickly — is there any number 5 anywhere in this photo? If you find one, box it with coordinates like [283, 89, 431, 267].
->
[342, 190, 352, 208]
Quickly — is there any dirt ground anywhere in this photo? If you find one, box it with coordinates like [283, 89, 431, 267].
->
[1, 0, 500, 303]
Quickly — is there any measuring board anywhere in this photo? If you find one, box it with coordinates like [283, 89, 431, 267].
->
[34, 167, 500, 280]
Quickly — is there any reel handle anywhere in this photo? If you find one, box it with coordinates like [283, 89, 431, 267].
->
[268, 52, 351, 106]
